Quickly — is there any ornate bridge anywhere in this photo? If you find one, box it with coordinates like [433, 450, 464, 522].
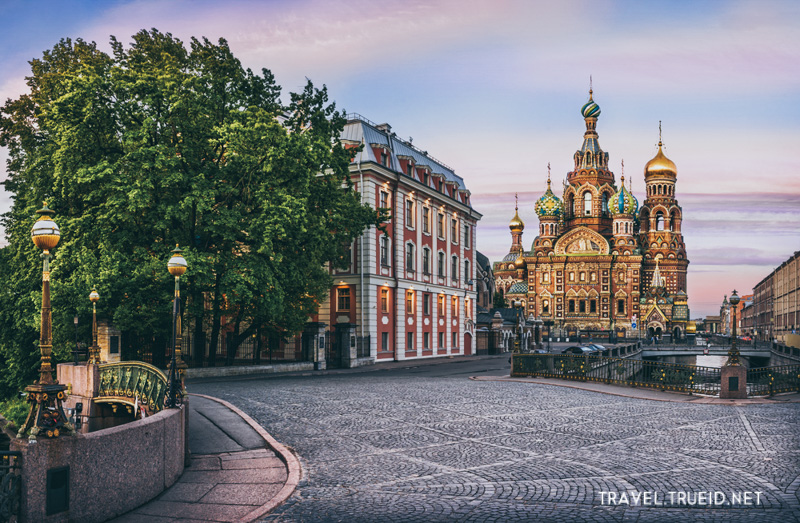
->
[97, 362, 168, 416]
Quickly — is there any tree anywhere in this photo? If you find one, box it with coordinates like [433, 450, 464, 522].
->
[0, 29, 382, 393]
[492, 291, 507, 309]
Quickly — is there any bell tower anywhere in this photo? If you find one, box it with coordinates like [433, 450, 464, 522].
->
[639, 124, 688, 295]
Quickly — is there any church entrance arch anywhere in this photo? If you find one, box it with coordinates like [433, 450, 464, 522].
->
[647, 323, 663, 342]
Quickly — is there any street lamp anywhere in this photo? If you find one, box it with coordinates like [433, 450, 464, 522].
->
[513, 300, 523, 353]
[165, 245, 187, 409]
[88, 287, 100, 364]
[18, 203, 72, 440]
[726, 290, 741, 366]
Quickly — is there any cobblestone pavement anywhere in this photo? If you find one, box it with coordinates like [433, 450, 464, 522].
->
[193, 371, 800, 522]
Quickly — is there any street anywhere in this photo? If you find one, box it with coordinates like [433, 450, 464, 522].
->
[189, 356, 800, 522]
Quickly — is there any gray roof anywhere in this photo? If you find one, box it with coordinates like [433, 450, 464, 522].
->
[342, 114, 468, 193]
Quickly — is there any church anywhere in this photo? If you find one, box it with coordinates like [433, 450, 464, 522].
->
[493, 89, 690, 341]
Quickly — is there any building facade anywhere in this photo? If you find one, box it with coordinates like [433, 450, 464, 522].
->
[493, 90, 690, 340]
[749, 250, 799, 343]
[315, 114, 482, 365]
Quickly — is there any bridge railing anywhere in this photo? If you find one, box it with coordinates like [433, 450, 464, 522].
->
[747, 365, 800, 396]
[0, 451, 21, 521]
[511, 354, 722, 395]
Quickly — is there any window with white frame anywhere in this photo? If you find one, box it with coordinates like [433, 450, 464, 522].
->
[422, 247, 431, 275]
[422, 206, 430, 234]
[464, 224, 470, 249]
[380, 236, 390, 266]
[406, 243, 415, 272]
[451, 255, 459, 281]
[451, 218, 459, 243]
[438, 251, 445, 278]
[406, 199, 415, 229]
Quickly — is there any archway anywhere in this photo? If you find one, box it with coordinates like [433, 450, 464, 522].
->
[672, 326, 682, 342]
[464, 332, 473, 355]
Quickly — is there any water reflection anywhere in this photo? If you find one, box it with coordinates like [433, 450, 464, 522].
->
[695, 355, 728, 368]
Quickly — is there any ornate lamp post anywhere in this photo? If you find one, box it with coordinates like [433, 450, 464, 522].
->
[88, 287, 100, 364]
[727, 290, 741, 366]
[165, 246, 187, 409]
[513, 300, 523, 353]
[18, 203, 73, 440]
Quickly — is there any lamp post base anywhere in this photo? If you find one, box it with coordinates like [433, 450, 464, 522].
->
[16, 382, 74, 441]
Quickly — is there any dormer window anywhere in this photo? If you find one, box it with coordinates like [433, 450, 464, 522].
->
[380, 150, 389, 167]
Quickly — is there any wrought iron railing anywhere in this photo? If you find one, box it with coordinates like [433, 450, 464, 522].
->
[98, 362, 168, 415]
[0, 451, 21, 522]
[747, 365, 800, 396]
[512, 354, 722, 395]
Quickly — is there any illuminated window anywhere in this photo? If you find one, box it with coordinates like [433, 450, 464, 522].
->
[451, 296, 459, 317]
[381, 288, 390, 313]
[438, 295, 445, 316]
[337, 288, 350, 311]
[406, 290, 415, 314]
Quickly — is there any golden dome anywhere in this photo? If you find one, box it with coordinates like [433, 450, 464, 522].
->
[644, 142, 677, 179]
[509, 209, 525, 231]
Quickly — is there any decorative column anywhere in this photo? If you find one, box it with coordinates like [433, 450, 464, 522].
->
[17, 203, 73, 441]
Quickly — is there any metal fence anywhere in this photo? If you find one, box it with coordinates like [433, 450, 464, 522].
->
[746, 365, 800, 396]
[1, 451, 21, 522]
[512, 354, 722, 395]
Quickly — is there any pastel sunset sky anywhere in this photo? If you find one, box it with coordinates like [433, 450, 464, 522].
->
[1, 0, 798, 317]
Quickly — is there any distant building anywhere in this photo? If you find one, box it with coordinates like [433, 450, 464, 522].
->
[492, 89, 690, 341]
[315, 114, 482, 366]
[749, 250, 799, 343]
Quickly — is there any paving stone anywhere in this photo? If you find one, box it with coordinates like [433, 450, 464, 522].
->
[195, 372, 800, 521]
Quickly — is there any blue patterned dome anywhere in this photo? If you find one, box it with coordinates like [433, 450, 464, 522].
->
[609, 177, 638, 215]
[534, 179, 562, 217]
[581, 92, 601, 118]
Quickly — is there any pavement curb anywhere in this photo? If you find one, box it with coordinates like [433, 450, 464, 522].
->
[189, 393, 302, 522]
[471, 376, 800, 405]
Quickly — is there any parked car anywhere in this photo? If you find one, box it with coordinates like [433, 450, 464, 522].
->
[585, 343, 606, 352]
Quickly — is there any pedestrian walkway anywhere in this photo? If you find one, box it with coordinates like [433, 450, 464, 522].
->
[112, 394, 300, 523]
[473, 375, 800, 404]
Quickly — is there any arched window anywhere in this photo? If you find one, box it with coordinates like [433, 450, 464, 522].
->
[584, 192, 592, 215]
[656, 211, 665, 231]
[543, 300, 550, 314]
[464, 259, 471, 282]
[602, 193, 608, 213]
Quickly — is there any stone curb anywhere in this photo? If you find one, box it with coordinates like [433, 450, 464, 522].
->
[471, 376, 800, 405]
[188, 393, 302, 522]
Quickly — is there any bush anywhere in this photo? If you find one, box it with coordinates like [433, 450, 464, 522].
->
[0, 396, 29, 432]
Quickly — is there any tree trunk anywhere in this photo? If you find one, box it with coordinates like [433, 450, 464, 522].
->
[208, 270, 223, 367]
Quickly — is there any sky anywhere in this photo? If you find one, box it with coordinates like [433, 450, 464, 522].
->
[0, 0, 798, 317]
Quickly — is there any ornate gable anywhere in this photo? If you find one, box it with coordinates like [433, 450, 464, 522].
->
[554, 227, 609, 256]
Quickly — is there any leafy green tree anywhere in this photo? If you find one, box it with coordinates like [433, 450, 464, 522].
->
[492, 291, 507, 309]
[0, 29, 382, 394]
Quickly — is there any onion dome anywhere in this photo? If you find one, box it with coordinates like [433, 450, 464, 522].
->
[534, 177, 562, 218]
[581, 90, 601, 118]
[644, 142, 677, 179]
[609, 176, 639, 215]
[509, 210, 524, 231]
